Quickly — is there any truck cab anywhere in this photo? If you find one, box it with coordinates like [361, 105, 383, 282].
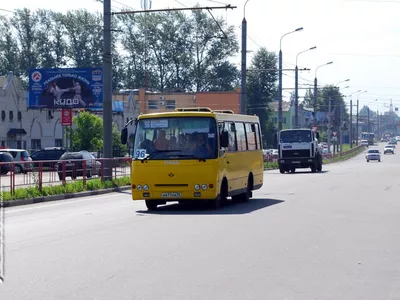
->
[277, 128, 323, 174]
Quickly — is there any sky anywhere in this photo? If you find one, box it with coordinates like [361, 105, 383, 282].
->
[1, 0, 400, 114]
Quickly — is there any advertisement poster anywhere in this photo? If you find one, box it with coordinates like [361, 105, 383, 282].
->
[62, 109, 72, 126]
[28, 68, 103, 109]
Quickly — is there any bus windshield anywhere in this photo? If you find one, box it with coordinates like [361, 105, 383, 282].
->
[280, 130, 312, 143]
[133, 117, 217, 160]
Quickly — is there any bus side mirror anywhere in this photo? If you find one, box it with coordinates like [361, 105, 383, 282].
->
[121, 127, 128, 145]
[316, 132, 320, 140]
[220, 131, 229, 148]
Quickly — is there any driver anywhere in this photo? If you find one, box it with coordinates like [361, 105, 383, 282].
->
[154, 130, 169, 150]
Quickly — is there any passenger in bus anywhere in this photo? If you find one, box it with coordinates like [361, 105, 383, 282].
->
[154, 130, 169, 150]
[193, 133, 209, 157]
[186, 133, 198, 152]
[169, 136, 179, 150]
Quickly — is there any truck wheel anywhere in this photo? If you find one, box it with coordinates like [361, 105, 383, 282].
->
[279, 167, 285, 174]
[290, 168, 295, 173]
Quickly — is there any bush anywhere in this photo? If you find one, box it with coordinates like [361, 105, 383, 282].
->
[3, 176, 131, 201]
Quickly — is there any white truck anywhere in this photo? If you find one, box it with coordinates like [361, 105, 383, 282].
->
[276, 128, 323, 174]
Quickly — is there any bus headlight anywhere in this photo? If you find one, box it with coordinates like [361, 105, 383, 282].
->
[143, 184, 149, 191]
[194, 184, 200, 191]
[201, 184, 207, 190]
[137, 185, 143, 191]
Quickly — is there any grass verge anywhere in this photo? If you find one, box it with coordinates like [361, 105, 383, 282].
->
[3, 176, 131, 201]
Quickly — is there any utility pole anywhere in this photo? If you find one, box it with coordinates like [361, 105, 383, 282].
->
[350, 99, 353, 148]
[367, 108, 370, 132]
[278, 49, 283, 130]
[241, 16, 247, 115]
[339, 103, 344, 153]
[313, 77, 318, 124]
[327, 98, 332, 154]
[103, 0, 113, 180]
[294, 65, 299, 127]
[356, 99, 359, 145]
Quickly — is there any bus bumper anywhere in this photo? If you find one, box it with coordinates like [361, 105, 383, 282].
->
[131, 189, 218, 202]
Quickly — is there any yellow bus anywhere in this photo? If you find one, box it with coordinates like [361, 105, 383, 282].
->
[120, 107, 264, 210]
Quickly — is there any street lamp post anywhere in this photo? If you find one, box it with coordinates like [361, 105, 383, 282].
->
[240, 0, 251, 115]
[314, 61, 333, 124]
[347, 90, 361, 148]
[367, 99, 378, 132]
[295, 46, 317, 127]
[278, 27, 303, 131]
[356, 90, 367, 145]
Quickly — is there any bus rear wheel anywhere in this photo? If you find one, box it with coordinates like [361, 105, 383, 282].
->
[145, 200, 158, 211]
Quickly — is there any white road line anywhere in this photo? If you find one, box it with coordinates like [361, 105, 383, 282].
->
[5, 193, 132, 214]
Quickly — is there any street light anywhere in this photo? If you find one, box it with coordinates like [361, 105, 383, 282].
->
[295, 46, 317, 127]
[313, 61, 333, 123]
[367, 99, 378, 132]
[355, 90, 367, 146]
[278, 27, 303, 131]
[240, 0, 251, 115]
[336, 79, 350, 86]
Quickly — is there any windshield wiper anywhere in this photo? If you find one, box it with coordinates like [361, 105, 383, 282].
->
[140, 150, 182, 162]
[168, 153, 207, 162]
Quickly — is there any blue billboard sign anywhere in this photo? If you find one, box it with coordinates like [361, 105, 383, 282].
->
[28, 68, 103, 109]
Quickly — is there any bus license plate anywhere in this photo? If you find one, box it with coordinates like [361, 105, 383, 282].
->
[161, 192, 182, 198]
[292, 161, 300, 164]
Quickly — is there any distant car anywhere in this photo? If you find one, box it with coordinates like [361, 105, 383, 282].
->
[0, 152, 14, 175]
[365, 149, 381, 162]
[57, 150, 102, 180]
[272, 149, 279, 158]
[388, 142, 396, 149]
[30, 147, 66, 169]
[361, 140, 369, 147]
[384, 145, 395, 154]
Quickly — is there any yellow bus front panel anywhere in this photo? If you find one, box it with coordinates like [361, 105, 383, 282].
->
[130, 160, 220, 201]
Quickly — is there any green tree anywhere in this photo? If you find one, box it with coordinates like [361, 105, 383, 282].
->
[70, 111, 103, 151]
[0, 16, 20, 75]
[70, 111, 127, 154]
[11, 8, 39, 75]
[246, 47, 278, 147]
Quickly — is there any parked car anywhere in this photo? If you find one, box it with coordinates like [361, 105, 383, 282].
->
[57, 150, 102, 180]
[30, 147, 66, 169]
[1, 149, 32, 173]
[384, 145, 395, 154]
[0, 152, 14, 175]
[365, 149, 381, 162]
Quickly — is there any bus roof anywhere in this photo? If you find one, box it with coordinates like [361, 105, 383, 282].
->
[137, 107, 260, 122]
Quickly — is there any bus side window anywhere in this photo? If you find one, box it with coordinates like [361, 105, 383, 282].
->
[225, 122, 237, 152]
[255, 123, 261, 149]
[246, 123, 256, 150]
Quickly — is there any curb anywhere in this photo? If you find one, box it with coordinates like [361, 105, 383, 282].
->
[2, 186, 131, 208]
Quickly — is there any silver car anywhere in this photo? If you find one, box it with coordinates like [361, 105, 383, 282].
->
[365, 149, 381, 162]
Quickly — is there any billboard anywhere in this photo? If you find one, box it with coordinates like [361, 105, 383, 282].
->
[28, 68, 103, 109]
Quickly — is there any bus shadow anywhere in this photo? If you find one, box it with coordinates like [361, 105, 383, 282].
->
[136, 198, 284, 215]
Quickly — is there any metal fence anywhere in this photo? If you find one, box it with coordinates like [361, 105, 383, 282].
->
[0, 157, 132, 193]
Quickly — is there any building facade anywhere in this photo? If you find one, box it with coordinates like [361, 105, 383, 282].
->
[0, 75, 240, 153]
[0, 75, 137, 153]
[113, 88, 241, 115]
[269, 101, 314, 129]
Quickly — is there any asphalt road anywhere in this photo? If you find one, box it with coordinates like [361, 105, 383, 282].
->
[2, 144, 400, 300]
